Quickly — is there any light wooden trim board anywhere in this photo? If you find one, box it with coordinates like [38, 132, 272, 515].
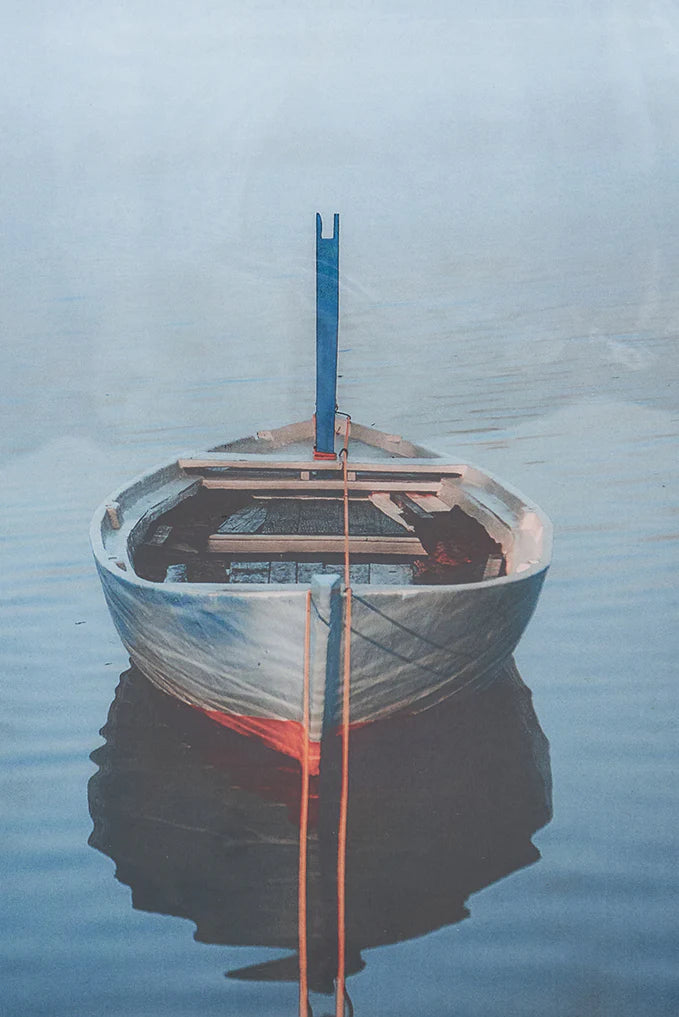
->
[207, 534, 427, 556]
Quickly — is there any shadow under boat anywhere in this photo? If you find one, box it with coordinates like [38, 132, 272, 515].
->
[88, 659, 551, 995]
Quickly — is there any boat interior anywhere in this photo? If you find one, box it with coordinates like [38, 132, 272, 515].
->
[133, 422, 508, 587]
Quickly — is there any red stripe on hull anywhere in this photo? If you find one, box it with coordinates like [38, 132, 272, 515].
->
[200, 707, 322, 775]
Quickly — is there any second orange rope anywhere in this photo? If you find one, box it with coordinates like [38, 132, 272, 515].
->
[335, 414, 352, 1017]
[298, 589, 312, 1017]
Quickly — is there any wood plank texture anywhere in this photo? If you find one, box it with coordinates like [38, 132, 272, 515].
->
[206, 534, 427, 555]
[161, 555, 420, 585]
[369, 493, 414, 532]
[348, 563, 370, 584]
[482, 555, 504, 580]
[296, 562, 325, 583]
[216, 504, 267, 534]
[391, 492, 434, 519]
[269, 561, 298, 583]
[261, 499, 301, 534]
[201, 478, 442, 492]
[299, 500, 341, 534]
[146, 524, 173, 546]
[407, 494, 453, 513]
[255, 419, 314, 447]
[369, 563, 413, 585]
[164, 563, 188, 583]
[229, 561, 271, 584]
[348, 500, 377, 535]
[332, 419, 429, 458]
[179, 456, 461, 474]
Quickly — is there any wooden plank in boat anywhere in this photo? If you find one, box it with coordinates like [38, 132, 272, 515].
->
[179, 455, 462, 474]
[391, 492, 434, 519]
[270, 561, 298, 583]
[164, 563, 188, 583]
[407, 493, 452, 513]
[256, 419, 314, 448]
[369, 493, 414, 532]
[105, 502, 121, 529]
[146, 524, 173, 546]
[353, 499, 406, 536]
[299, 499, 342, 534]
[201, 478, 442, 492]
[217, 504, 267, 534]
[229, 561, 271, 584]
[255, 493, 343, 501]
[186, 560, 230, 583]
[296, 562, 325, 583]
[369, 563, 413, 586]
[292, 562, 370, 584]
[333, 419, 429, 458]
[349, 563, 370, 584]
[207, 534, 427, 555]
[348, 500, 376, 535]
[261, 499, 301, 534]
[310, 563, 371, 583]
[482, 555, 504, 580]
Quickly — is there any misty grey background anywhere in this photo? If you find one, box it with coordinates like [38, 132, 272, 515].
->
[3, 0, 678, 458]
[2, 2, 678, 1016]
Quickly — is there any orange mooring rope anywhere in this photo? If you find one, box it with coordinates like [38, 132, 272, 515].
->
[298, 417, 353, 1017]
[298, 589, 312, 1017]
[335, 414, 352, 1017]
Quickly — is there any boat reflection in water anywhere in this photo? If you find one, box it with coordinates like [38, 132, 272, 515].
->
[88, 659, 551, 997]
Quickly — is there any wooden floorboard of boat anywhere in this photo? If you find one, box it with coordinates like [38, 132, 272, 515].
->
[369, 563, 414, 585]
[216, 505, 267, 534]
[227, 560, 411, 585]
[392, 492, 434, 519]
[218, 497, 409, 539]
[350, 499, 380, 535]
[260, 499, 301, 534]
[229, 561, 271, 584]
[138, 486, 503, 588]
[298, 499, 341, 534]
[269, 561, 298, 583]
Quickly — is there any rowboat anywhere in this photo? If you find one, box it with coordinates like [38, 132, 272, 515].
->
[89, 660, 552, 993]
[91, 215, 552, 773]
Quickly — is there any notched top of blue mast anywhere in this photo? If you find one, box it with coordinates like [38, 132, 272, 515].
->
[314, 212, 340, 459]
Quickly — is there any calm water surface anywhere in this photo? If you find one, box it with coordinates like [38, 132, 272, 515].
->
[2, 3, 678, 1015]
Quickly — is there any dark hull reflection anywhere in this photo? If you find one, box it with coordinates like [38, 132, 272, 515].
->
[89, 660, 551, 993]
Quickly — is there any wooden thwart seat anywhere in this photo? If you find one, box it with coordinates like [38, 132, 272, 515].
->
[206, 534, 426, 556]
[177, 455, 462, 497]
[178, 455, 462, 474]
[200, 477, 442, 492]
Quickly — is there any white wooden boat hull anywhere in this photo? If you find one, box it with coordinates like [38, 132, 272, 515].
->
[91, 422, 551, 772]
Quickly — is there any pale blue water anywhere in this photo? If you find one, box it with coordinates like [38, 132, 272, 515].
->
[2, 3, 678, 1015]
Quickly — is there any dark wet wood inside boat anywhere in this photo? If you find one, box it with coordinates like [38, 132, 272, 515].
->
[134, 477, 506, 587]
